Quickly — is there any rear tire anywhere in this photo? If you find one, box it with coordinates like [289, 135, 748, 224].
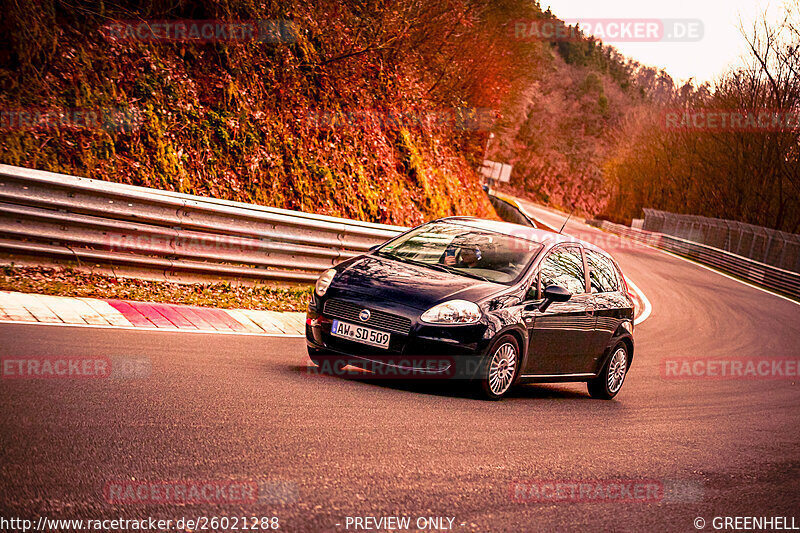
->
[588, 342, 629, 399]
[475, 335, 520, 401]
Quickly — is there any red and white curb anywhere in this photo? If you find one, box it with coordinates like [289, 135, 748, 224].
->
[625, 277, 651, 326]
[0, 291, 305, 336]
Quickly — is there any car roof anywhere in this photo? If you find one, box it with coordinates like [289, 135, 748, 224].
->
[438, 216, 612, 256]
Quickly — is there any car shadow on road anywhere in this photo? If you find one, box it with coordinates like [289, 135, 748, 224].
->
[287, 364, 596, 401]
[505, 384, 591, 400]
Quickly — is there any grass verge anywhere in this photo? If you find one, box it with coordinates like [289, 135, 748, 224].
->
[0, 265, 312, 312]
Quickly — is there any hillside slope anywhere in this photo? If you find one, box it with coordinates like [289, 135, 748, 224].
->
[0, 0, 520, 226]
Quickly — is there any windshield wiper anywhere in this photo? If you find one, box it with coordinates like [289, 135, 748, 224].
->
[441, 266, 492, 282]
[397, 256, 450, 273]
[428, 262, 492, 282]
[377, 251, 448, 272]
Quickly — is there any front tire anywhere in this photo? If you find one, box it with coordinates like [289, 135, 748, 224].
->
[475, 335, 520, 401]
[588, 342, 629, 399]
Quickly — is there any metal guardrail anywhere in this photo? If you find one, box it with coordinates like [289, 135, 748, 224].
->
[0, 165, 406, 282]
[487, 193, 535, 228]
[642, 208, 800, 274]
[486, 191, 563, 233]
[588, 219, 800, 299]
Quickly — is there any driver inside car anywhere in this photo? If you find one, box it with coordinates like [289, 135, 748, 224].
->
[443, 235, 489, 269]
[449, 245, 482, 267]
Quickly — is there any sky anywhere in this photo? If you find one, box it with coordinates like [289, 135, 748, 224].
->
[541, 0, 789, 85]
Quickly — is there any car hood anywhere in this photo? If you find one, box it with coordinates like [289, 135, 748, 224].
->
[328, 254, 499, 311]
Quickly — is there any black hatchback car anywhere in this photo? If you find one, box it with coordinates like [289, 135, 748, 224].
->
[306, 217, 634, 400]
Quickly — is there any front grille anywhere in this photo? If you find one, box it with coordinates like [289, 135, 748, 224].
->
[323, 299, 412, 335]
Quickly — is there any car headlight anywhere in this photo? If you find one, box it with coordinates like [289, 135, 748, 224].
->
[420, 300, 481, 324]
[315, 268, 337, 297]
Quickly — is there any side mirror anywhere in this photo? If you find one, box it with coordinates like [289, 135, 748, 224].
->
[536, 285, 571, 312]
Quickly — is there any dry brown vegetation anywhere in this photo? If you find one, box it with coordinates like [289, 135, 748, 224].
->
[601, 6, 800, 231]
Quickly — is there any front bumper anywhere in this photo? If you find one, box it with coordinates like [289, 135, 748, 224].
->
[305, 298, 491, 380]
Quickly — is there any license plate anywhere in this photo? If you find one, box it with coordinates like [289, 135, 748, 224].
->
[330, 319, 391, 349]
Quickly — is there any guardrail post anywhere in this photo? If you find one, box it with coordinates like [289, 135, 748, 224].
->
[763, 235, 773, 265]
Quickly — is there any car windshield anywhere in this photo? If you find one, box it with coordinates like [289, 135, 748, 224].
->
[375, 221, 543, 284]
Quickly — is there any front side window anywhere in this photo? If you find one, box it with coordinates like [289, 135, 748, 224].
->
[376, 221, 543, 284]
[586, 250, 621, 293]
[538, 246, 586, 296]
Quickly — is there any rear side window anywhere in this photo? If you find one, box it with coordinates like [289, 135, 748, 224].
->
[586, 250, 621, 293]
[538, 246, 586, 295]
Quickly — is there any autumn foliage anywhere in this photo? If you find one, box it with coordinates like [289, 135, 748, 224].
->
[0, 0, 545, 226]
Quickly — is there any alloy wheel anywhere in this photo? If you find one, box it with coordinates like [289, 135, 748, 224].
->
[607, 347, 627, 394]
[488, 342, 517, 396]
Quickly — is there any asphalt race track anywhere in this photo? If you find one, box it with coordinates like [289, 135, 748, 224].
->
[2, 206, 800, 532]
